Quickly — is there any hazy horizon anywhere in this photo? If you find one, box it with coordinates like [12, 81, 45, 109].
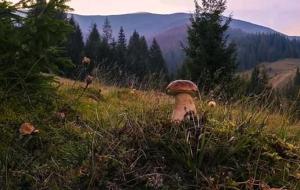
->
[10, 0, 300, 36]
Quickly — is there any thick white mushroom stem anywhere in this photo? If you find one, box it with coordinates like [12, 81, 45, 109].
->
[172, 93, 197, 123]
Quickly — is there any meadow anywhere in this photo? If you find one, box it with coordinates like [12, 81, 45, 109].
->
[0, 77, 299, 189]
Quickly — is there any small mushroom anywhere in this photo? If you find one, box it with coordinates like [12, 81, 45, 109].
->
[166, 80, 199, 123]
[19, 122, 39, 136]
[82, 57, 91, 65]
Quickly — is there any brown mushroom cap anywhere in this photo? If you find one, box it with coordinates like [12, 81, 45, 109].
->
[166, 80, 198, 96]
[19, 123, 38, 135]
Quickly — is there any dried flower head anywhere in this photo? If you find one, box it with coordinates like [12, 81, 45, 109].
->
[85, 75, 93, 86]
[19, 122, 39, 135]
[82, 56, 91, 65]
[55, 112, 66, 121]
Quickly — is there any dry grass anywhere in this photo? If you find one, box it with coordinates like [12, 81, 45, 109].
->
[0, 76, 299, 189]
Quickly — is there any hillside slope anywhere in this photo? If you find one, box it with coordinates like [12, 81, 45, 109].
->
[1, 77, 300, 189]
[241, 59, 300, 89]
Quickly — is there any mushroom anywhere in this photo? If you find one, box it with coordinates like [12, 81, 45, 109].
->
[166, 80, 199, 123]
[19, 122, 39, 136]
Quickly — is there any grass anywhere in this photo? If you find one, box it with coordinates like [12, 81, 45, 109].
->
[0, 77, 300, 189]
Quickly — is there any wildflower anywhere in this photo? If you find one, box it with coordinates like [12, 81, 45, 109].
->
[208, 100, 217, 108]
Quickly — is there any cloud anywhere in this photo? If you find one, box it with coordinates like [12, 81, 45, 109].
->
[225, 0, 300, 35]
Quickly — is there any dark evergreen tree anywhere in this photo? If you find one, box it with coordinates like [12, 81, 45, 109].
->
[233, 33, 300, 70]
[127, 31, 147, 79]
[28, 0, 47, 17]
[283, 68, 300, 118]
[65, 16, 84, 78]
[181, 0, 236, 92]
[0, 0, 72, 102]
[85, 24, 101, 74]
[117, 27, 127, 51]
[139, 36, 149, 76]
[116, 27, 127, 77]
[103, 17, 113, 44]
[148, 38, 168, 75]
[105, 37, 119, 77]
[247, 66, 269, 95]
[248, 66, 260, 95]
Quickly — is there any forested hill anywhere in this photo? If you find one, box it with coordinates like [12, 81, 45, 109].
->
[71, 12, 300, 72]
[71, 13, 277, 39]
[232, 33, 300, 70]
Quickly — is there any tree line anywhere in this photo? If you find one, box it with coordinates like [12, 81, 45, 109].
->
[65, 16, 168, 87]
[232, 33, 300, 70]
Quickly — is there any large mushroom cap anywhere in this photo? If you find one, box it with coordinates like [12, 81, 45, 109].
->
[166, 80, 198, 96]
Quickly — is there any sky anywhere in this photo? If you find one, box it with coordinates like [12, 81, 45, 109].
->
[11, 0, 300, 36]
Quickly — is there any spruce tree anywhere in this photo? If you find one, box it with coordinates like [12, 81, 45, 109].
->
[248, 66, 260, 95]
[247, 66, 269, 95]
[85, 24, 101, 74]
[116, 27, 127, 77]
[148, 38, 168, 75]
[181, 0, 236, 92]
[103, 17, 113, 44]
[97, 17, 114, 72]
[126, 31, 168, 82]
[139, 36, 149, 77]
[117, 27, 127, 51]
[0, 0, 72, 102]
[65, 16, 84, 78]
[127, 30, 141, 78]
[28, 0, 47, 17]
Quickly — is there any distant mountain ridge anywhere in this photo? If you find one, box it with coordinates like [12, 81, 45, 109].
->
[71, 12, 300, 72]
[71, 12, 278, 39]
